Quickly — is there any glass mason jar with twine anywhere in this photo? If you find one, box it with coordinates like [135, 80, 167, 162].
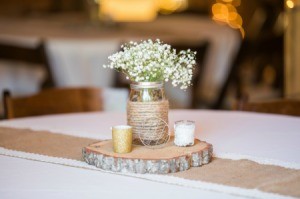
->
[127, 82, 169, 145]
[103, 39, 196, 146]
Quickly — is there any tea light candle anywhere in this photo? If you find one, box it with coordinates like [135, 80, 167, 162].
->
[112, 125, 133, 153]
[174, 120, 195, 147]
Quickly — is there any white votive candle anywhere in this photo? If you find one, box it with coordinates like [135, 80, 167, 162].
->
[174, 120, 195, 147]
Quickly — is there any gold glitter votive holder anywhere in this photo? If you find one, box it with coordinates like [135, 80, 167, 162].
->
[112, 125, 133, 153]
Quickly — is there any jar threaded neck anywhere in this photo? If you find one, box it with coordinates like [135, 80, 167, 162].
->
[130, 82, 163, 89]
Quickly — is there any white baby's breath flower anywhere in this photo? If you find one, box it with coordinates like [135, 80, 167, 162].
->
[102, 39, 196, 89]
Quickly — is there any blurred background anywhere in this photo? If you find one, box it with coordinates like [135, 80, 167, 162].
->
[0, 0, 299, 117]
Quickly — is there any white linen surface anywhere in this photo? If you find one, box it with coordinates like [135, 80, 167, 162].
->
[0, 110, 299, 199]
[0, 155, 240, 199]
[102, 88, 128, 112]
[45, 39, 119, 87]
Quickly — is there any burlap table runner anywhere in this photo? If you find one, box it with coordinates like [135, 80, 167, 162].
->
[0, 127, 299, 198]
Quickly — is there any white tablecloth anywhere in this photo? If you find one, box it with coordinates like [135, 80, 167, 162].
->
[0, 15, 240, 107]
[0, 110, 299, 199]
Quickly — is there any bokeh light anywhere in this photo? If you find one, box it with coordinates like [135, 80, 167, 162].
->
[99, 0, 188, 21]
[157, 0, 188, 14]
[286, 0, 295, 8]
[211, 0, 245, 38]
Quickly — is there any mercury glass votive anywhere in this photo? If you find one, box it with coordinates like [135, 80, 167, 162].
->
[174, 120, 195, 147]
[112, 125, 133, 153]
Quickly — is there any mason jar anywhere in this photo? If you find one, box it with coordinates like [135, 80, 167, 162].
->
[129, 82, 165, 102]
[127, 82, 169, 145]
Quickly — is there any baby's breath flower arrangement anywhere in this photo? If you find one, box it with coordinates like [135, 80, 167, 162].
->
[103, 39, 196, 89]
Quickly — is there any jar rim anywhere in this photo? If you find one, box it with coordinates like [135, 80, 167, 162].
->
[130, 81, 163, 89]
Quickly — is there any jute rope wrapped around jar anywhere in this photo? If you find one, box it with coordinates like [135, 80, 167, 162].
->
[127, 100, 169, 145]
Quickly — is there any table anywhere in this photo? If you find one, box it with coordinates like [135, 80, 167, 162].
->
[0, 110, 299, 199]
[0, 14, 240, 107]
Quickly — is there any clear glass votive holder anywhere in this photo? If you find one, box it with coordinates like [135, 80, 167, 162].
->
[112, 125, 133, 153]
[174, 120, 195, 147]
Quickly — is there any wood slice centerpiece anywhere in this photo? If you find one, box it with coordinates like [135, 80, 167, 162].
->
[82, 137, 213, 174]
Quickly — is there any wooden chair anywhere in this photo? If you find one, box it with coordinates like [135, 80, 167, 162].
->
[3, 87, 103, 119]
[235, 97, 300, 117]
[0, 41, 54, 88]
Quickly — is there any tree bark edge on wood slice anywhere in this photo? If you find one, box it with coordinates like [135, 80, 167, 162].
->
[82, 137, 213, 174]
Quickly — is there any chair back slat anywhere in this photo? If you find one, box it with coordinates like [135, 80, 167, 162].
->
[3, 87, 103, 119]
[236, 98, 300, 116]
